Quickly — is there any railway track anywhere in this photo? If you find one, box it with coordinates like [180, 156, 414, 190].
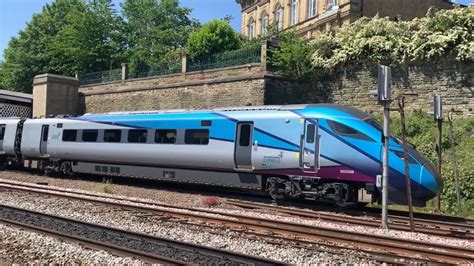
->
[0, 180, 473, 264]
[0, 204, 278, 265]
[225, 199, 474, 240]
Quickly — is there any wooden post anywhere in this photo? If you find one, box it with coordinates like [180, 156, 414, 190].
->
[448, 112, 461, 210]
[398, 95, 415, 232]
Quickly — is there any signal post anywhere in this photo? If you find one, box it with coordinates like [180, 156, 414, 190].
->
[377, 65, 392, 229]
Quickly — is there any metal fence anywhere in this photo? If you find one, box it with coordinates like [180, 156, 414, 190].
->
[188, 45, 261, 72]
[128, 64, 181, 79]
[79, 45, 262, 85]
[80, 68, 121, 86]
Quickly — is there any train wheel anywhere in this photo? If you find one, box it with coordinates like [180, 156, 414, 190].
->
[267, 177, 287, 201]
[60, 161, 74, 177]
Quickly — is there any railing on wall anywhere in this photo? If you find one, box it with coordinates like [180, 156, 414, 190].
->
[128, 65, 182, 80]
[79, 68, 121, 86]
[79, 43, 266, 86]
[187, 44, 261, 72]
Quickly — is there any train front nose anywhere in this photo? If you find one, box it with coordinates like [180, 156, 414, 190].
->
[418, 161, 443, 200]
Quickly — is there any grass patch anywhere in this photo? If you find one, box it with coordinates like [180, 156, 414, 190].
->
[101, 178, 114, 194]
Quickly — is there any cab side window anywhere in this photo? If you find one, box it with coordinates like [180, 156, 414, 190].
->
[328, 120, 375, 142]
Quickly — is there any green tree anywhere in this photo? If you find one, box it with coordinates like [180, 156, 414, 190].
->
[0, 0, 84, 92]
[121, 0, 199, 74]
[0, 0, 123, 92]
[186, 19, 242, 61]
[49, 0, 125, 75]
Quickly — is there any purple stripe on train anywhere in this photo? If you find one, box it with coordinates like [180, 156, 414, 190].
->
[257, 166, 374, 183]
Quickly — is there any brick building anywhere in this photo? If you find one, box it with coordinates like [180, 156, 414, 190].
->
[237, 0, 459, 39]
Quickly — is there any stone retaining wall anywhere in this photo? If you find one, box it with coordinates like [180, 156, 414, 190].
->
[80, 59, 473, 117]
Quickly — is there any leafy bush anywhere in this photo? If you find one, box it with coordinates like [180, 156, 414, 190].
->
[271, 31, 316, 81]
[311, 6, 473, 71]
[101, 178, 114, 194]
[186, 19, 242, 61]
[270, 7, 473, 80]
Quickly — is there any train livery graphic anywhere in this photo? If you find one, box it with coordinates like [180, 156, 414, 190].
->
[0, 104, 442, 206]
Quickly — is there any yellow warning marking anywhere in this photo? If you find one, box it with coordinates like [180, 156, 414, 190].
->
[296, 153, 300, 158]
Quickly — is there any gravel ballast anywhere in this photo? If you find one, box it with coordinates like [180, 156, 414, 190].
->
[0, 189, 376, 264]
[0, 223, 144, 265]
[0, 171, 472, 264]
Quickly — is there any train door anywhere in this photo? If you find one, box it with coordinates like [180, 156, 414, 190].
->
[40, 125, 49, 156]
[0, 124, 5, 153]
[302, 119, 320, 174]
[234, 122, 253, 169]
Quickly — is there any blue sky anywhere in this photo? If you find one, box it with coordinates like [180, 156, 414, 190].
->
[0, 0, 473, 60]
[0, 0, 242, 60]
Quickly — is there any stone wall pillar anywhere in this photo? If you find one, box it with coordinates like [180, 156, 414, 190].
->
[121, 63, 128, 84]
[260, 41, 269, 72]
[32, 74, 79, 118]
[181, 55, 188, 74]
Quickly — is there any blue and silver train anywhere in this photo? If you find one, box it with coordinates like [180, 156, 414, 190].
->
[0, 104, 441, 206]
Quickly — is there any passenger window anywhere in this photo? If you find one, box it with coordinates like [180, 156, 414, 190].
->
[155, 129, 177, 144]
[128, 129, 148, 143]
[62, 130, 77, 142]
[239, 125, 251, 146]
[104, 130, 121, 142]
[82, 130, 98, 142]
[0, 125, 5, 141]
[306, 124, 315, 143]
[328, 121, 375, 142]
[185, 129, 209, 145]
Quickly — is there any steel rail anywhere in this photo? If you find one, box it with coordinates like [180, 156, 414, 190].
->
[0, 204, 279, 265]
[1, 182, 473, 264]
[225, 199, 474, 239]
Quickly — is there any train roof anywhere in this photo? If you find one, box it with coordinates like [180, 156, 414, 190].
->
[83, 104, 371, 120]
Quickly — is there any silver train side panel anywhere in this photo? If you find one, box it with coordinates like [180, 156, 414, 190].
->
[0, 119, 20, 155]
[72, 162, 263, 189]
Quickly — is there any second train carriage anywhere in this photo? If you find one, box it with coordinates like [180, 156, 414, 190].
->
[0, 104, 442, 206]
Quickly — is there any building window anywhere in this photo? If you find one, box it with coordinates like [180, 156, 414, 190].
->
[62, 130, 77, 142]
[82, 130, 98, 142]
[104, 129, 121, 143]
[155, 129, 177, 144]
[308, 0, 317, 18]
[290, 0, 298, 26]
[275, 4, 283, 31]
[261, 13, 269, 37]
[247, 17, 255, 39]
[185, 129, 209, 145]
[128, 129, 148, 143]
[327, 0, 336, 10]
